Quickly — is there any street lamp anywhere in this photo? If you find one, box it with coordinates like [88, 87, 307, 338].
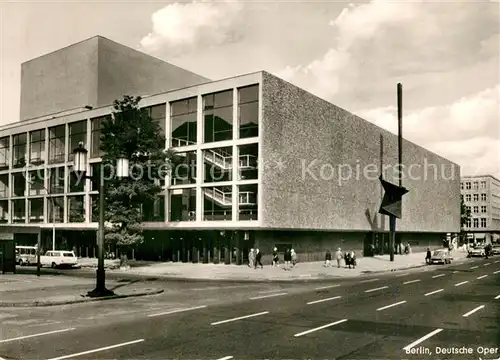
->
[72, 141, 129, 297]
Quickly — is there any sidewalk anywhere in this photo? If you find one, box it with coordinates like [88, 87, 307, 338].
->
[0, 275, 163, 307]
[110, 250, 470, 282]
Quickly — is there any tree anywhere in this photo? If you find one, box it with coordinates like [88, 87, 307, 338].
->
[460, 195, 471, 244]
[99, 95, 171, 263]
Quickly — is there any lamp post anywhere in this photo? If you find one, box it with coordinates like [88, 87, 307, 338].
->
[72, 141, 129, 297]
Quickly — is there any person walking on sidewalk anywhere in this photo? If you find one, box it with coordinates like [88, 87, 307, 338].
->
[254, 249, 263, 269]
[272, 247, 279, 268]
[324, 249, 332, 267]
[291, 249, 297, 267]
[284, 248, 292, 270]
[335, 248, 343, 268]
[425, 248, 432, 265]
[248, 248, 255, 268]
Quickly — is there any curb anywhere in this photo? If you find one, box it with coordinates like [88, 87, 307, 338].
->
[0, 289, 164, 308]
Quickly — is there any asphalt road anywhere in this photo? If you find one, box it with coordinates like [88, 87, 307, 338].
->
[1, 257, 499, 360]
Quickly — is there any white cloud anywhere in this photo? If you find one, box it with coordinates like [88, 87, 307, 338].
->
[356, 85, 500, 178]
[140, 0, 243, 55]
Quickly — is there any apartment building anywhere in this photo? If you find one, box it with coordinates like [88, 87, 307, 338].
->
[0, 36, 461, 265]
[461, 175, 500, 243]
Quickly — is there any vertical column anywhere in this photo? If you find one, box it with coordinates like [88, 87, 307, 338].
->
[7, 135, 12, 223]
[196, 94, 203, 222]
[256, 79, 264, 224]
[85, 118, 91, 223]
[232, 88, 238, 223]
[24, 131, 29, 224]
[44, 128, 49, 223]
[63, 123, 69, 224]
[164, 102, 171, 223]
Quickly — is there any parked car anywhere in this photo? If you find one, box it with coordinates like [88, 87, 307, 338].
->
[40, 251, 78, 268]
[430, 249, 453, 264]
[491, 246, 500, 255]
[15, 246, 37, 266]
[468, 246, 486, 257]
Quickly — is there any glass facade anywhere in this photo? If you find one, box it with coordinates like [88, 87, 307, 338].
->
[171, 97, 197, 147]
[68, 121, 87, 161]
[29, 130, 45, 165]
[0, 81, 260, 225]
[48, 125, 65, 164]
[204, 90, 233, 143]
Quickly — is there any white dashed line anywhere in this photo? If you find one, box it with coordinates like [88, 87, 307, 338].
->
[148, 305, 207, 317]
[470, 266, 479, 269]
[424, 289, 444, 297]
[462, 305, 485, 317]
[307, 296, 342, 305]
[47, 339, 144, 360]
[211, 311, 269, 326]
[250, 293, 287, 300]
[432, 274, 446, 278]
[452, 271, 459, 274]
[402, 329, 443, 351]
[395, 273, 410, 277]
[477, 275, 488, 280]
[403, 279, 421, 285]
[365, 286, 389, 293]
[294, 319, 348, 337]
[360, 278, 379, 283]
[455, 281, 468, 287]
[494, 260, 499, 263]
[0, 328, 76, 344]
[376, 300, 407, 311]
[484, 263, 491, 266]
[315, 284, 340, 290]
[216, 357, 233, 360]
[495, 294, 500, 300]
[493, 270, 500, 274]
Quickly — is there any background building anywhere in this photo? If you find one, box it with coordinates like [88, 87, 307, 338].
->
[460, 175, 500, 244]
[0, 36, 461, 264]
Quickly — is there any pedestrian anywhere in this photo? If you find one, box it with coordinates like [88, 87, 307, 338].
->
[248, 248, 255, 268]
[335, 248, 343, 268]
[291, 249, 297, 267]
[272, 247, 279, 267]
[425, 248, 432, 265]
[284, 248, 291, 270]
[324, 249, 332, 267]
[254, 248, 263, 269]
[345, 252, 353, 269]
[350, 251, 357, 269]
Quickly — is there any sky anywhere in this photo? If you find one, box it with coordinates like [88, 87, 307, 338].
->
[0, 0, 499, 179]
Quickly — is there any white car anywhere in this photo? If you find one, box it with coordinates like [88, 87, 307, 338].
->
[40, 250, 78, 268]
[468, 246, 485, 257]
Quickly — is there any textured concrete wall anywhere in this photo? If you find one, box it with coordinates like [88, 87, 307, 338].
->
[96, 37, 209, 107]
[20, 37, 99, 121]
[260, 72, 461, 233]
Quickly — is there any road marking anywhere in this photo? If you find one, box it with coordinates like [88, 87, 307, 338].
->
[360, 278, 379, 283]
[403, 279, 421, 285]
[425, 289, 444, 296]
[365, 286, 389, 293]
[455, 281, 468, 287]
[484, 263, 491, 266]
[191, 285, 251, 291]
[402, 328, 443, 351]
[307, 296, 342, 305]
[494, 260, 499, 263]
[396, 273, 410, 277]
[258, 289, 285, 294]
[0, 328, 76, 344]
[216, 357, 234, 360]
[493, 270, 500, 274]
[470, 265, 479, 269]
[376, 300, 407, 311]
[250, 293, 287, 300]
[432, 274, 446, 278]
[477, 275, 488, 279]
[148, 305, 207, 317]
[463, 305, 485, 317]
[46, 339, 144, 360]
[315, 284, 340, 290]
[294, 319, 348, 337]
[495, 294, 500, 300]
[28, 321, 62, 328]
[452, 271, 459, 274]
[211, 311, 269, 326]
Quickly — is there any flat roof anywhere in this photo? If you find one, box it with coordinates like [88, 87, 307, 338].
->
[461, 174, 500, 184]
